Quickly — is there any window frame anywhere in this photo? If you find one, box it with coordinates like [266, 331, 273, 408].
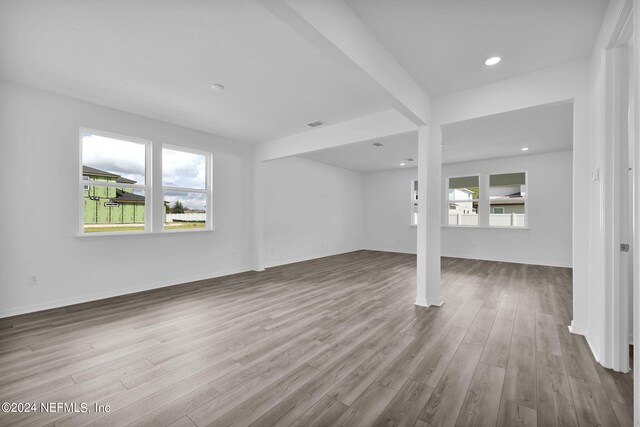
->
[161, 144, 213, 233]
[488, 171, 527, 228]
[78, 128, 151, 236]
[446, 174, 480, 227]
[442, 170, 528, 229]
[410, 179, 418, 226]
[77, 128, 215, 237]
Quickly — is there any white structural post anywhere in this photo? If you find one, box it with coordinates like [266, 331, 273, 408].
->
[252, 159, 265, 271]
[633, 1, 640, 423]
[416, 125, 443, 307]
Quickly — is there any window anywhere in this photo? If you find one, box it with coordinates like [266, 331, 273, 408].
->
[162, 146, 210, 231]
[79, 129, 212, 235]
[489, 172, 526, 227]
[448, 176, 479, 226]
[80, 130, 149, 233]
[410, 179, 418, 225]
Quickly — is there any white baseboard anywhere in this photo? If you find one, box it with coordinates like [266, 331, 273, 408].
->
[0, 266, 251, 319]
[363, 247, 571, 268]
[415, 296, 444, 307]
[427, 296, 444, 306]
[363, 246, 417, 255]
[568, 321, 588, 336]
[264, 248, 361, 269]
[585, 333, 602, 364]
[441, 252, 572, 268]
[0, 247, 573, 319]
[414, 298, 429, 307]
[569, 322, 603, 364]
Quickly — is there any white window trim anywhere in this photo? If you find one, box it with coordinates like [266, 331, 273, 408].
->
[77, 129, 215, 237]
[488, 170, 528, 228]
[410, 179, 418, 226]
[443, 171, 528, 228]
[161, 144, 214, 233]
[446, 174, 481, 227]
[78, 128, 151, 236]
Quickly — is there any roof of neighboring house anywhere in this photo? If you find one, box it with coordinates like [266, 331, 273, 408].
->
[112, 189, 145, 204]
[82, 165, 138, 184]
[490, 196, 525, 205]
[115, 176, 137, 184]
[83, 165, 119, 178]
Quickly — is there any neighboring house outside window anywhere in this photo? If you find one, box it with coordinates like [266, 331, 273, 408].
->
[448, 176, 479, 226]
[82, 165, 146, 227]
[445, 172, 526, 227]
[410, 179, 418, 225]
[489, 172, 526, 227]
[80, 128, 212, 235]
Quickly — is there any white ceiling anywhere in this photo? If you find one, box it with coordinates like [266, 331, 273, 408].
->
[345, 0, 609, 96]
[0, 0, 390, 143]
[442, 101, 574, 164]
[0, 0, 604, 147]
[299, 132, 418, 173]
[299, 101, 573, 172]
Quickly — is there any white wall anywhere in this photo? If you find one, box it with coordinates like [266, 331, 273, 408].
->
[262, 157, 363, 267]
[362, 151, 573, 268]
[0, 82, 254, 317]
[431, 58, 591, 345]
[442, 151, 573, 267]
[363, 167, 417, 254]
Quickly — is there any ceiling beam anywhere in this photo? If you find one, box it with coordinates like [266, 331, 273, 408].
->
[260, 0, 431, 127]
[255, 109, 416, 162]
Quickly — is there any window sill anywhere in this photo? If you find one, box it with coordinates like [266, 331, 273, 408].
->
[76, 228, 215, 238]
[441, 225, 530, 230]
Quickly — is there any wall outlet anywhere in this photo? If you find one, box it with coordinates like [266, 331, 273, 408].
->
[28, 275, 39, 286]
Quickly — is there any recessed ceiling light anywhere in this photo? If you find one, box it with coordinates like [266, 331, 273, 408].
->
[521, 147, 529, 151]
[210, 83, 225, 91]
[400, 163, 406, 166]
[484, 56, 501, 66]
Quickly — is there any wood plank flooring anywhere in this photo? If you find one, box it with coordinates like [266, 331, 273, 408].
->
[0, 250, 633, 426]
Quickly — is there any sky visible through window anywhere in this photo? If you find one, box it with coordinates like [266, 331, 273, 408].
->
[82, 133, 146, 184]
[163, 148, 206, 211]
[82, 133, 207, 210]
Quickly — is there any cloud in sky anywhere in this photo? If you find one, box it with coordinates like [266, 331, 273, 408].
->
[82, 133, 207, 210]
[82, 133, 146, 183]
[162, 148, 206, 189]
[82, 133, 206, 209]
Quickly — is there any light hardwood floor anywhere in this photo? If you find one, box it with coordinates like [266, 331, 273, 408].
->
[0, 250, 633, 426]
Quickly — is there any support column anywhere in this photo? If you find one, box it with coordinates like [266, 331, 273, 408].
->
[252, 159, 265, 271]
[416, 125, 443, 307]
[632, 1, 640, 423]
